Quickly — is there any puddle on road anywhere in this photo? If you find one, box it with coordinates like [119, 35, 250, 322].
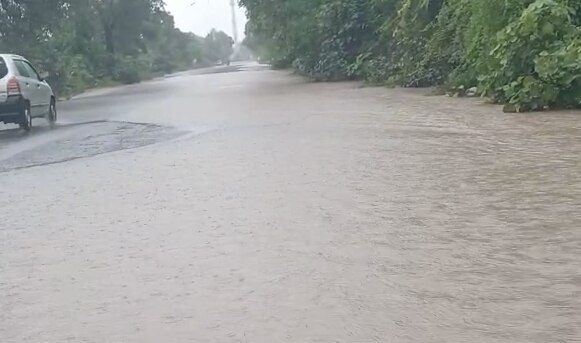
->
[0, 121, 186, 173]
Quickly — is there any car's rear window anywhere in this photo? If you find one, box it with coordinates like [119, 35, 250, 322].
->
[0, 58, 8, 79]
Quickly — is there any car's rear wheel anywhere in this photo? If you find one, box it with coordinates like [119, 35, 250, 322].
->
[19, 103, 32, 131]
[47, 100, 57, 128]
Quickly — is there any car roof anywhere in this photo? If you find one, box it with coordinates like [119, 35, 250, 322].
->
[0, 54, 26, 61]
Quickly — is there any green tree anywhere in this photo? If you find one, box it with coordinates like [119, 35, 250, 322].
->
[203, 29, 234, 64]
[0, 0, 217, 95]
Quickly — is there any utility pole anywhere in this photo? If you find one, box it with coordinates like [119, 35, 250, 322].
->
[229, 0, 239, 43]
[191, 1, 239, 43]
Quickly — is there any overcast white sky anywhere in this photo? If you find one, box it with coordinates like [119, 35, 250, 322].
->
[164, 0, 247, 40]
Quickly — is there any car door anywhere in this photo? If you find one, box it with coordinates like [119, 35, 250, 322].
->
[13, 59, 42, 116]
[22, 60, 51, 116]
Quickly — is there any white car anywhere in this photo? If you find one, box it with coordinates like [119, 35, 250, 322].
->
[0, 54, 56, 131]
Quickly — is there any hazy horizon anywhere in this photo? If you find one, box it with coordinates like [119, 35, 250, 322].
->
[165, 0, 247, 40]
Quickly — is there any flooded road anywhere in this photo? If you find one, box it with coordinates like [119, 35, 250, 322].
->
[1, 64, 580, 342]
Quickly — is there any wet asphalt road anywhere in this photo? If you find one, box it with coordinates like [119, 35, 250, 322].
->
[1, 63, 580, 342]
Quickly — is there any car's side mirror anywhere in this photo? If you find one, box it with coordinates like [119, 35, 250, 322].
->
[39, 71, 49, 80]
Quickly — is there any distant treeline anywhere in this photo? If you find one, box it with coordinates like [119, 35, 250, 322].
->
[0, 0, 234, 96]
[241, 0, 581, 111]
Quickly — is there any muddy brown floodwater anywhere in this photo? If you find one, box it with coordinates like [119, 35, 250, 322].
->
[1, 67, 580, 343]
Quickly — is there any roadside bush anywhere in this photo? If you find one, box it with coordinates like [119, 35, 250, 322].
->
[242, 0, 581, 111]
[482, 0, 581, 111]
[113, 55, 150, 84]
[152, 56, 178, 74]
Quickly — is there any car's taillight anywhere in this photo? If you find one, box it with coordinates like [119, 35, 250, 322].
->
[7, 77, 20, 95]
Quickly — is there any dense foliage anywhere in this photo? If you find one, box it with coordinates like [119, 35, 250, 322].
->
[0, 0, 234, 96]
[241, 0, 581, 111]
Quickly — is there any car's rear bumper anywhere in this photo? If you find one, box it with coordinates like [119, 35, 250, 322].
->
[0, 95, 23, 120]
